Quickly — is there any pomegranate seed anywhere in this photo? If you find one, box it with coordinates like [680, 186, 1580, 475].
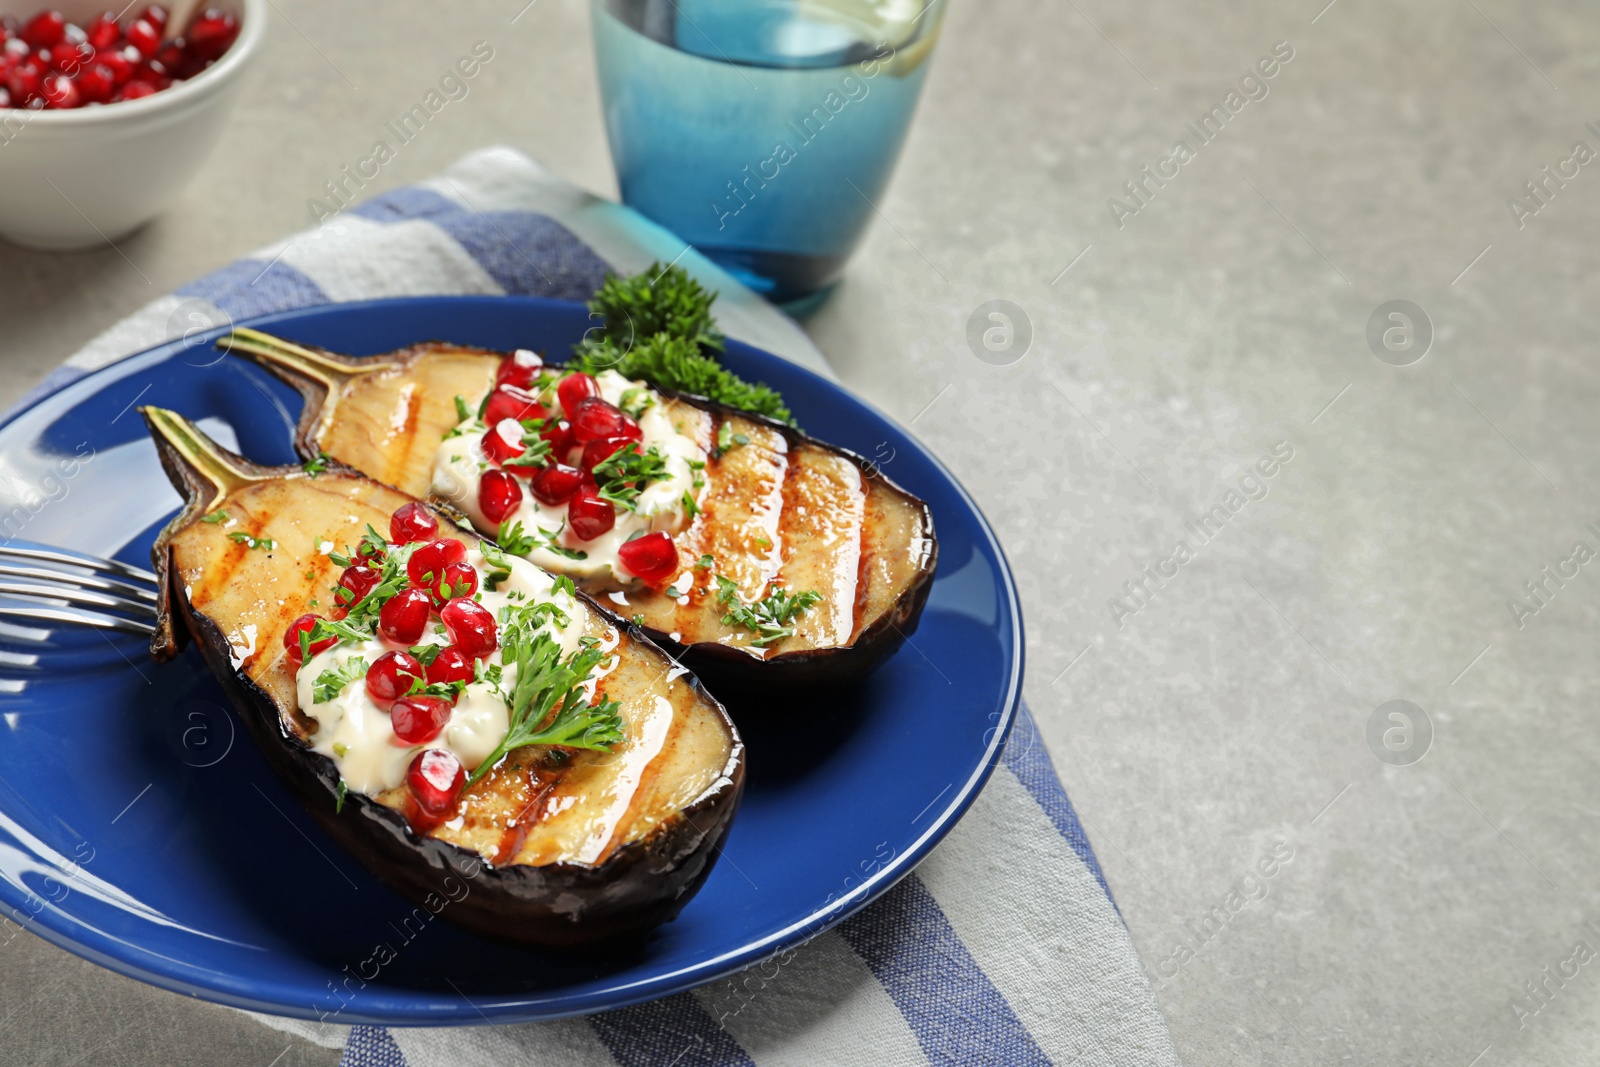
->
[46, 40, 88, 73]
[113, 78, 154, 99]
[366, 650, 425, 706]
[495, 349, 544, 390]
[580, 436, 635, 475]
[440, 598, 496, 659]
[478, 469, 523, 524]
[184, 8, 236, 61]
[557, 372, 599, 414]
[427, 560, 480, 606]
[391, 695, 452, 745]
[20, 11, 64, 49]
[567, 486, 616, 541]
[377, 587, 432, 645]
[125, 17, 158, 56]
[482, 385, 548, 428]
[39, 72, 77, 107]
[74, 62, 113, 102]
[130, 57, 167, 85]
[407, 748, 465, 814]
[540, 417, 574, 456]
[426, 647, 475, 686]
[617, 531, 679, 585]
[407, 538, 467, 587]
[390, 501, 438, 545]
[530, 462, 583, 506]
[283, 613, 336, 668]
[481, 419, 526, 466]
[96, 44, 135, 81]
[568, 396, 639, 445]
[85, 12, 119, 50]
[332, 564, 383, 616]
[8, 58, 41, 100]
[4, 37, 28, 60]
[154, 37, 183, 70]
[139, 4, 169, 31]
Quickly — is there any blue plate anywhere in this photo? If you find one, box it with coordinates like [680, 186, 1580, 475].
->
[0, 297, 1022, 1024]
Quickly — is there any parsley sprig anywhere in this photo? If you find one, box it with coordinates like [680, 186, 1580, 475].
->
[464, 629, 623, 790]
[714, 577, 822, 647]
[566, 263, 793, 424]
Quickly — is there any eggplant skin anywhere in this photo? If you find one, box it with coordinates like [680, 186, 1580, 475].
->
[231, 338, 940, 694]
[142, 411, 745, 948]
[180, 599, 743, 947]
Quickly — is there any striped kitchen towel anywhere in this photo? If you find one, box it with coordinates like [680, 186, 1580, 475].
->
[53, 147, 1180, 1067]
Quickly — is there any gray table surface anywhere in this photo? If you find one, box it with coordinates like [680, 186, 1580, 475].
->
[2, 0, 1596, 1064]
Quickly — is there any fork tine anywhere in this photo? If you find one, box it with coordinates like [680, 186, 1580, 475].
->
[0, 542, 156, 587]
[0, 581, 158, 619]
[0, 563, 159, 604]
[0, 603, 155, 637]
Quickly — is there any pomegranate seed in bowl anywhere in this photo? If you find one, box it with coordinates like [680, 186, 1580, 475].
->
[2, 4, 244, 110]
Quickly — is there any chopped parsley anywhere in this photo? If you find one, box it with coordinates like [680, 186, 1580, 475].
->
[454, 394, 472, 422]
[714, 577, 822, 647]
[498, 518, 589, 561]
[695, 554, 715, 570]
[592, 443, 670, 512]
[713, 422, 750, 459]
[410, 644, 443, 666]
[619, 385, 654, 419]
[311, 656, 367, 704]
[335, 780, 348, 813]
[302, 450, 332, 477]
[201, 508, 229, 524]
[479, 538, 514, 591]
[682, 491, 701, 520]
[501, 426, 553, 470]
[328, 525, 387, 569]
[228, 531, 275, 551]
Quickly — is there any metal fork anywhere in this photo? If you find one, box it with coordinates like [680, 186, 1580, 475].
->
[0, 542, 159, 639]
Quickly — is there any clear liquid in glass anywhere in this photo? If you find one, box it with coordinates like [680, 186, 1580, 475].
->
[593, 0, 945, 307]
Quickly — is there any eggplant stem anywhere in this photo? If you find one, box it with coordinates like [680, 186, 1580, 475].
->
[218, 328, 395, 387]
[140, 406, 265, 510]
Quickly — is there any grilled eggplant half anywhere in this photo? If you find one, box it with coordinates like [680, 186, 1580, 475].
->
[141, 407, 744, 947]
[220, 329, 937, 689]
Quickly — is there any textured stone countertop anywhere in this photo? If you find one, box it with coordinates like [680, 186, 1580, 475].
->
[2, 0, 1597, 1063]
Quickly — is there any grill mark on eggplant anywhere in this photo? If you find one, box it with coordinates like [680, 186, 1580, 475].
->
[493, 758, 569, 867]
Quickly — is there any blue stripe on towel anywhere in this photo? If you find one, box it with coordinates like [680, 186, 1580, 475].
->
[175, 258, 329, 320]
[1004, 704, 1113, 905]
[351, 186, 612, 301]
[588, 991, 757, 1067]
[338, 1024, 408, 1067]
[837, 875, 1053, 1067]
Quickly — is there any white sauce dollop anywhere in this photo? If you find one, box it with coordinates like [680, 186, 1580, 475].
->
[295, 547, 590, 796]
[429, 370, 705, 585]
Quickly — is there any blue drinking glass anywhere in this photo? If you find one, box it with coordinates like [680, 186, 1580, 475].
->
[592, 0, 948, 308]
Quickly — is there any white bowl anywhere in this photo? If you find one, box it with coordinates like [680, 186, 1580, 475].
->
[0, 0, 263, 250]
